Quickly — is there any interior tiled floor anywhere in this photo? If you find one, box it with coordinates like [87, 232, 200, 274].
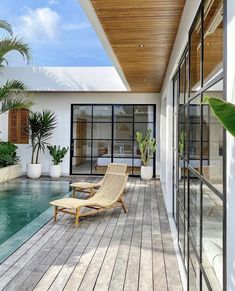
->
[0, 178, 183, 291]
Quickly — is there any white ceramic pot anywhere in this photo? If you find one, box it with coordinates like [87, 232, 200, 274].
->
[141, 166, 153, 180]
[27, 163, 42, 179]
[49, 164, 61, 178]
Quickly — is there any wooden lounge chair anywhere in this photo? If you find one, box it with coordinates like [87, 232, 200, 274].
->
[70, 163, 127, 197]
[50, 172, 128, 226]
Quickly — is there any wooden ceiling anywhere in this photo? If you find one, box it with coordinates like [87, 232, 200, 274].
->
[90, 0, 186, 92]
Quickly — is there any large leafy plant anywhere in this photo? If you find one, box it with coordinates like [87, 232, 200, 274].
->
[0, 141, 19, 167]
[136, 129, 157, 166]
[28, 110, 57, 164]
[0, 20, 33, 114]
[47, 145, 69, 165]
[202, 96, 235, 137]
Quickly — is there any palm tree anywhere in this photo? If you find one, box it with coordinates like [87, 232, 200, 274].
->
[0, 20, 33, 113]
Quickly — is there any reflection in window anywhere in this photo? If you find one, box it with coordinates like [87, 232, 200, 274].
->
[180, 59, 186, 105]
[190, 13, 202, 93]
[114, 105, 133, 122]
[188, 96, 203, 171]
[134, 106, 154, 122]
[189, 171, 201, 253]
[202, 80, 223, 192]
[93, 106, 112, 122]
[202, 184, 223, 290]
[203, 0, 223, 84]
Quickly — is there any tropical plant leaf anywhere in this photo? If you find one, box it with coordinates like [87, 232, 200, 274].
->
[0, 20, 13, 36]
[0, 80, 28, 101]
[202, 96, 235, 137]
[0, 37, 31, 64]
[1, 97, 33, 113]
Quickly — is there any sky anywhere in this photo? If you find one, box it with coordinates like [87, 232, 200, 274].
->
[0, 0, 112, 66]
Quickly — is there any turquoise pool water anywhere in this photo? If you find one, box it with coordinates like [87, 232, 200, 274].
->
[0, 179, 70, 262]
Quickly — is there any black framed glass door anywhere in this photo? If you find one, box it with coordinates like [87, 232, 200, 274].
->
[70, 104, 156, 176]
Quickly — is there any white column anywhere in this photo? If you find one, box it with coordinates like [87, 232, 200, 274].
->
[226, 1, 235, 290]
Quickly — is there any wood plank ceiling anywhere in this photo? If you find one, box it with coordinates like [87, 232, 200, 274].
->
[90, 0, 186, 93]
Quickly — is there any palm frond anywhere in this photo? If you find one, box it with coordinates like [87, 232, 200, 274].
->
[1, 97, 33, 113]
[0, 37, 31, 64]
[0, 80, 28, 101]
[0, 20, 13, 36]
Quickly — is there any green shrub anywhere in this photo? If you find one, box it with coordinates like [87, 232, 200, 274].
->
[47, 145, 69, 165]
[0, 142, 19, 167]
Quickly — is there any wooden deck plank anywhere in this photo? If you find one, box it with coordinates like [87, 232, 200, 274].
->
[150, 180, 168, 291]
[93, 180, 136, 291]
[139, 181, 153, 291]
[123, 179, 143, 291]
[0, 178, 183, 291]
[108, 180, 141, 291]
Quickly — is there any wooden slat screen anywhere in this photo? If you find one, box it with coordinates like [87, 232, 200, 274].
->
[8, 109, 29, 144]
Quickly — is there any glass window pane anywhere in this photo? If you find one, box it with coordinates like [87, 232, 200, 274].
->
[185, 53, 189, 103]
[92, 140, 111, 157]
[178, 107, 186, 156]
[189, 96, 201, 171]
[178, 214, 185, 257]
[189, 171, 201, 253]
[202, 184, 223, 290]
[93, 123, 112, 139]
[189, 242, 200, 291]
[179, 59, 186, 105]
[190, 13, 202, 94]
[203, 0, 223, 85]
[202, 80, 223, 192]
[114, 105, 133, 122]
[73, 140, 91, 157]
[73, 105, 92, 122]
[134, 123, 154, 138]
[114, 123, 133, 140]
[134, 105, 154, 122]
[93, 106, 112, 122]
[113, 141, 133, 157]
[72, 156, 91, 174]
[73, 122, 91, 140]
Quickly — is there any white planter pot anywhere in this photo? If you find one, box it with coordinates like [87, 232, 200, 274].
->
[141, 166, 153, 180]
[49, 164, 61, 178]
[27, 164, 42, 179]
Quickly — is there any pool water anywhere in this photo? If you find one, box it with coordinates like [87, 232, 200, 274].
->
[0, 180, 70, 247]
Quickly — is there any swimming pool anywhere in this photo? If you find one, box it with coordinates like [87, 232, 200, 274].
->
[0, 179, 70, 262]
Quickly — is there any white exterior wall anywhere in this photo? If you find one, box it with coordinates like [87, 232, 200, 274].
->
[0, 92, 160, 175]
[226, 0, 235, 290]
[160, 0, 201, 213]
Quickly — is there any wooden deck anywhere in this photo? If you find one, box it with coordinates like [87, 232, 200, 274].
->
[0, 178, 182, 291]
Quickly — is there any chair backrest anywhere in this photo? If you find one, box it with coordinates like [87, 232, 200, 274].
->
[94, 173, 128, 205]
[106, 163, 127, 174]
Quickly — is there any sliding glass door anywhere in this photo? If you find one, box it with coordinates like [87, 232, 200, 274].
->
[173, 0, 225, 290]
[70, 104, 156, 176]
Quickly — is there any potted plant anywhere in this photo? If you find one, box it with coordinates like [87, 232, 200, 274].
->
[27, 110, 56, 178]
[136, 129, 157, 180]
[47, 145, 69, 178]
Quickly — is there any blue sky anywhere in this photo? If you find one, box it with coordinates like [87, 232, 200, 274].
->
[0, 0, 112, 66]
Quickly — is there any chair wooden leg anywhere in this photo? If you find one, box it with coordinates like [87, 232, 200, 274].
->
[54, 206, 58, 222]
[72, 188, 76, 198]
[119, 196, 128, 213]
[75, 208, 80, 227]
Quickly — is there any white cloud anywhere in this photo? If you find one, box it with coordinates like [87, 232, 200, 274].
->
[62, 21, 91, 31]
[18, 7, 61, 41]
[48, 0, 59, 6]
